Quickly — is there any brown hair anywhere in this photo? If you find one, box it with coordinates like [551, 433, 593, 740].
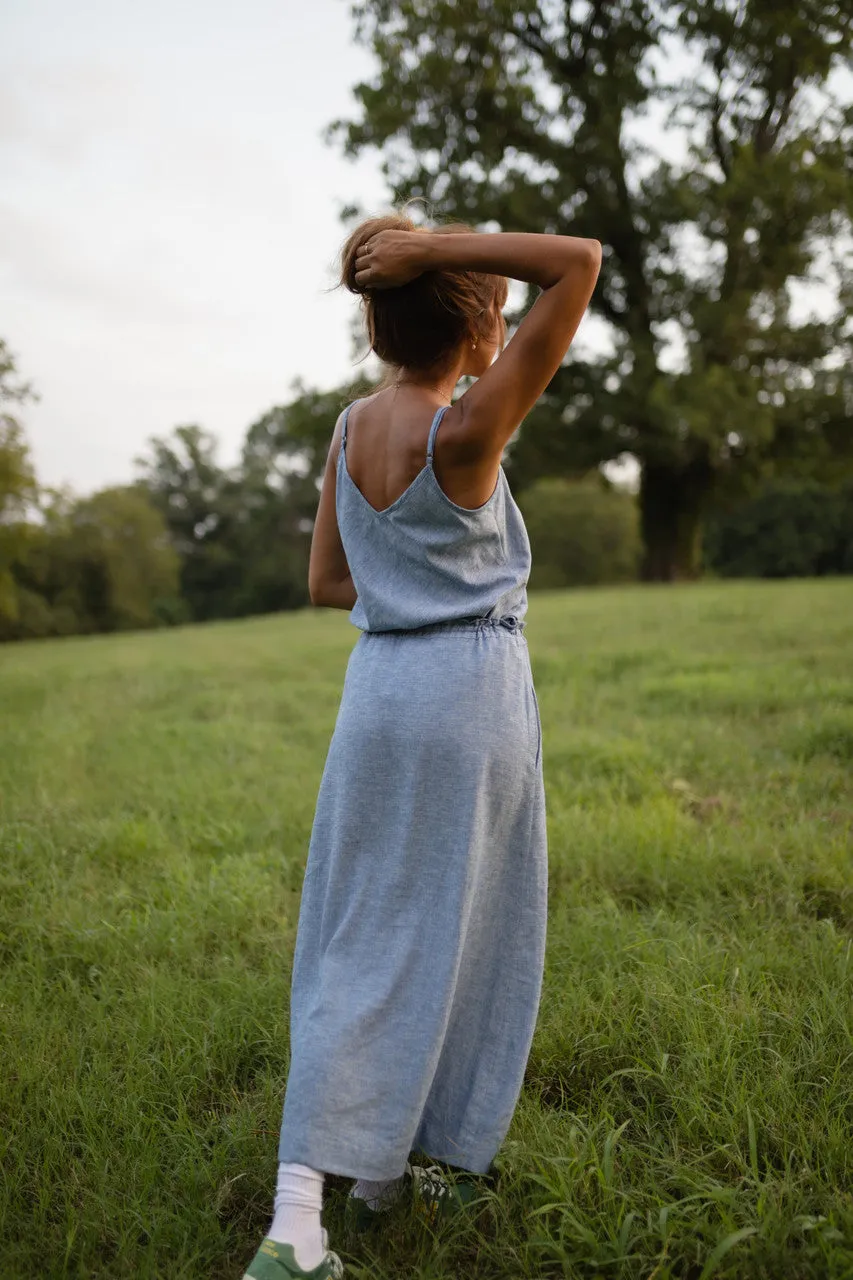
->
[339, 211, 508, 379]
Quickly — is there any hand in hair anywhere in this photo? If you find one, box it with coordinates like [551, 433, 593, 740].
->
[354, 229, 429, 290]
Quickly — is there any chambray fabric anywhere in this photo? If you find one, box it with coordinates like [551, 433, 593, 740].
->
[277, 401, 548, 1180]
[340, 403, 531, 633]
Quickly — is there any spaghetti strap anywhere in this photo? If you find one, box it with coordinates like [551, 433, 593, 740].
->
[344, 401, 446, 460]
[426, 405, 451, 464]
[340, 401, 358, 450]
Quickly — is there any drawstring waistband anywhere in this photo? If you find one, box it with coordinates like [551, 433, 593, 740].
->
[364, 614, 526, 638]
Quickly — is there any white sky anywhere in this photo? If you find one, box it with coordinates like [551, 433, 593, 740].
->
[1, 0, 389, 491]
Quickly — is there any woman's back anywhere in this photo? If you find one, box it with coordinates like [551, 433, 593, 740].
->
[336, 396, 531, 633]
[343, 390, 501, 513]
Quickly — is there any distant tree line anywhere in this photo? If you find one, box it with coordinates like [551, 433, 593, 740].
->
[4, 1, 853, 638]
[0, 346, 367, 641]
[705, 478, 853, 578]
[1, 338, 851, 643]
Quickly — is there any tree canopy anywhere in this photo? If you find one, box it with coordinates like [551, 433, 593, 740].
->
[330, 0, 853, 577]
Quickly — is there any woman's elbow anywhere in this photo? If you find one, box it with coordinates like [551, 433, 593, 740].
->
[578, 238, 603, 273]
[308, 573, 325, 607]
[309, 566, 354, 610]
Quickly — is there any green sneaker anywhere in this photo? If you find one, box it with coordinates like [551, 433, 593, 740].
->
[343, 1162, 497, 1236]
[242, 1231, 343, 1280]
[343, 1192, 386, 1233]
[343, 1164, 413, 1233]
[410, 1164, 489, 1227]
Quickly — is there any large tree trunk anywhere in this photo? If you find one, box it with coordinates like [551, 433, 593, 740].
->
[639, 455, 715, 582]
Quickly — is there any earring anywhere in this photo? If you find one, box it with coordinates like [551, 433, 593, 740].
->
[471, 339, 478, 351]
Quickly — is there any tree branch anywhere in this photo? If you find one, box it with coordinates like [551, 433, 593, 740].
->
[511, 13, 585, 84]
[711, 93, 731, 180]
[755, 81, 797, 157]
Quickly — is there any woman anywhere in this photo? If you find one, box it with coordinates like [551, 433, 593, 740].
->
[243, 216, 601, 1280]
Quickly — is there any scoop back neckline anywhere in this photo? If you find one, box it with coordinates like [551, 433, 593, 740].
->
[340, 450, 503, 518]
[340, 399, 504, 517]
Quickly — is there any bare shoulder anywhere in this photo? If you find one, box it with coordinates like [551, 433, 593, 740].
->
[436, 398, 500, 464]
[347, 388, 385, 421]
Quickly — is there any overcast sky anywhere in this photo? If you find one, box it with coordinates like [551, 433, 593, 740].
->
[3, 3, 848, 496]
[2, 0, 393, 492]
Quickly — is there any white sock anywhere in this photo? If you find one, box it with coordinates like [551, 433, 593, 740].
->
[349, 1170, 409, 1211]
[269, 1162, 325, 1270]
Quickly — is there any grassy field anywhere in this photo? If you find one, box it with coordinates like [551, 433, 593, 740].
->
[1, 579, 852, 1279]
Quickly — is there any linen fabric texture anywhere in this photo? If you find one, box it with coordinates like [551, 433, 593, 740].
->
[277, 402, 548, 1180]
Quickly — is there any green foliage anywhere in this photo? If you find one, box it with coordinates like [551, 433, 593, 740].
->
[1, 581, 852, 1277]
[2, 485, 182, 641]
[5, 322, 850, 642]
[135, 380, 372, 624]
[231, 378, 374, 617]
[0, 344, 373, 641]
[704, 478, 853, 578]
[135, 424, 236, 620]
[332, 0, 853, 577]
[0, 340, 38, 621]
[517, 477, 640, 588]
[241, 377, 373, 495]
[64, 485, 182, 630]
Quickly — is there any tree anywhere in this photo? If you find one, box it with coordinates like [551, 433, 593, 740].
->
[518, 477, 640, 587]
[242, 378, 374, 494]
[3, 486, 182, 639]
[330, 0, 853, 579]
[136, 424, 238, 620]
[229, 379, 374, 615]
[135, 382, 372, 621]
[62, 486, 182, 631]
[704, 477, 853, 577]
[0, 340, 38, 620]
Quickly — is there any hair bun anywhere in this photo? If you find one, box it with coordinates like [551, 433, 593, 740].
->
[340, 213, 415, 296]
[338, 209, 508, 374]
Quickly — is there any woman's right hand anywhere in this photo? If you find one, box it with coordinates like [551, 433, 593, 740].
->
[354, 229, 430, 290]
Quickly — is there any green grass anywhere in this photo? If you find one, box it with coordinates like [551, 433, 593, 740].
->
[1, 579, 852, 1279]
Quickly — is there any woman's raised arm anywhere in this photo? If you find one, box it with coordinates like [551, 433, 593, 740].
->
[355, 229, 602, 457]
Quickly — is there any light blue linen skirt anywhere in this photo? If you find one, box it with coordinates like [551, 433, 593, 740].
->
[278, 615, 547, 1180]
